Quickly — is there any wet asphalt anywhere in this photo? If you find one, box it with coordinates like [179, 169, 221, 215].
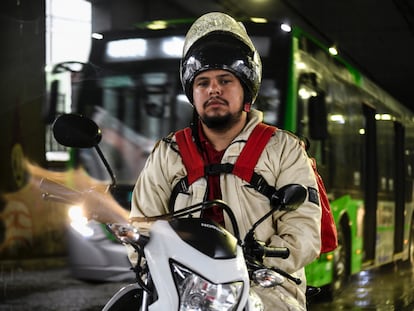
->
[0, 260, 413, 310]
[309, 261, 414, 310]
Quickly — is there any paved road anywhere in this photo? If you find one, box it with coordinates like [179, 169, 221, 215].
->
[0, 267, 127, 311]
[309, 261, 414, 310]
[1, 260, 413, 310]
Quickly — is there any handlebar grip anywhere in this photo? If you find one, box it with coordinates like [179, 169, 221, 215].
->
[263, 246, 290, 259]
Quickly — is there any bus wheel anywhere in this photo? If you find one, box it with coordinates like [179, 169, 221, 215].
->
[328, 220, 349, 298]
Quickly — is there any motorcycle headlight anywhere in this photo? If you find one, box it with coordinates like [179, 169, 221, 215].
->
[171, 262, 243, 311]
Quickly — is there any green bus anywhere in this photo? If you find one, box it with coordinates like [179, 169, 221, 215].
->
[47, 17, 414, 293]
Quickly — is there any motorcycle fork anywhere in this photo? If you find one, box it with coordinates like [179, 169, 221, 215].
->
[141, 272, 152, 310]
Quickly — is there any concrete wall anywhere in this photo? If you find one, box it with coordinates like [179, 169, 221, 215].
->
[0, 0, 46, 192]
[0, 0, 68, 265]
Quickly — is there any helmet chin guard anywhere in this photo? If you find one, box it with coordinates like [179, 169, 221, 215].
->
[180, 12, 262, 105]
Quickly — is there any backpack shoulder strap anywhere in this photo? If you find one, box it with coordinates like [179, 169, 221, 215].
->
[170, 123, 278, 212]
[233, 123, 277, 182]
[175, 127, 205, 184]
[232, 123, 278, 201]
[169, 127, 205, 213]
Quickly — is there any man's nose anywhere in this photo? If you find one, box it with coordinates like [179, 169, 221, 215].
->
[208, 80, 222, 95]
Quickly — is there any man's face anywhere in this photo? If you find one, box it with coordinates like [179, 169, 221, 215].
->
[192, 69, 245, 130]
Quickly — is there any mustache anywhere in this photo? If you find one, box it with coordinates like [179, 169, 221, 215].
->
[204, 96, 228, 108]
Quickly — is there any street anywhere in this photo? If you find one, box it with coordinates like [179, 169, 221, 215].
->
[309, 261, 414, 310]
[0, 264, 127, 311]
[1, 260, 413, 310]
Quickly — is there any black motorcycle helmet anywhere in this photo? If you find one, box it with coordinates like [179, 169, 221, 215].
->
[180, 12, 262, 106]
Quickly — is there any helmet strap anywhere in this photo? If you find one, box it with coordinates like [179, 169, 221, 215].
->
[244, 103, 251, 112]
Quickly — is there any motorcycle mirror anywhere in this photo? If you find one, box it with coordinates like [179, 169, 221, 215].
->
[270, 184, 307, 211]
[53, 113, 102, 148]
[52, 113, 117, 189]
[245, 184, 307, 239]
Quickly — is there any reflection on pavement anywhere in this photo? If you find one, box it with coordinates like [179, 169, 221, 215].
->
[309, 262, 414, 310]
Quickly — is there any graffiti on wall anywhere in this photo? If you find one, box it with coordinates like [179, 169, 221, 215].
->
[0, 160, 127, 260]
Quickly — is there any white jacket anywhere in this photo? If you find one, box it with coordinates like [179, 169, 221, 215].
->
[130, 109, 321, 310]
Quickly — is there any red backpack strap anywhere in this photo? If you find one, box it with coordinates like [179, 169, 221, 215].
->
[171, 123, 277, 211]
[233, 123, 277, 182]
[175, 127, 205, 184]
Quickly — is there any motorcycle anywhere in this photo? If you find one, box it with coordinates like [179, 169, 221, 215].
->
[43, 113, 307, 311]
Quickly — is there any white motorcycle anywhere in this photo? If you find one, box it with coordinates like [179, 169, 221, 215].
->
[45, 113, 307, 311]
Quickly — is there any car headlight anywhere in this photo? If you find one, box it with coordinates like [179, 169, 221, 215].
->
[171, 261, 243, 311]
[68, 205, 94, 238]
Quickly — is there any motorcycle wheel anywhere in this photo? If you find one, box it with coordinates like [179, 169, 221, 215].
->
[103, 287, 143, 311]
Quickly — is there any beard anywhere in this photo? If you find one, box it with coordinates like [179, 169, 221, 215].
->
[200, 109, 244, 131]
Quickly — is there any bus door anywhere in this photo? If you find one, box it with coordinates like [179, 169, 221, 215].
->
[374, 110, 403, 264]
[394, 121, 405, 254]
[362, 104, 377, 263]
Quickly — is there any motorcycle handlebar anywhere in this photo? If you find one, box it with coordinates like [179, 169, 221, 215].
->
[262, 246, 290, 259]
[106, 223, 149, 248]
[244, 236, 290, 260]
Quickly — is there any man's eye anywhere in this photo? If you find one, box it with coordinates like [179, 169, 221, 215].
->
[196, 80, 209, 87]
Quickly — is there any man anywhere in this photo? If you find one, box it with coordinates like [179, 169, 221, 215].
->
[130, 12, 321, 310]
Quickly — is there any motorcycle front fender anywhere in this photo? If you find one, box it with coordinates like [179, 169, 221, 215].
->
[102, 283, 143, 311]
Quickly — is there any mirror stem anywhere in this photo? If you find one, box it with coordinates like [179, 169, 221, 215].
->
[94, 145, 117, 190]
[244, 205, 279, 243]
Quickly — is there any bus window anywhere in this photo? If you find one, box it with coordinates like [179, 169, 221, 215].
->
[97, 72, 192, 139]
[327, 87, 365, 198]
[296, 73, 328, 180]
[78, 71, 193, 184]
[255, 78, 282, 125]
[308, 94, 328, 140]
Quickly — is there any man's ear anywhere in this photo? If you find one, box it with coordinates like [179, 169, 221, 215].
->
[244, 103, 251, 112]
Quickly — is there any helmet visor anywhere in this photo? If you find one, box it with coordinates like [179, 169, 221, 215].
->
[182, 33, 261, 103]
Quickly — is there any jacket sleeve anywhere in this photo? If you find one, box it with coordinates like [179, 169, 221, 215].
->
[129, 138, 182, 220]
[263, 131, 322, 273]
